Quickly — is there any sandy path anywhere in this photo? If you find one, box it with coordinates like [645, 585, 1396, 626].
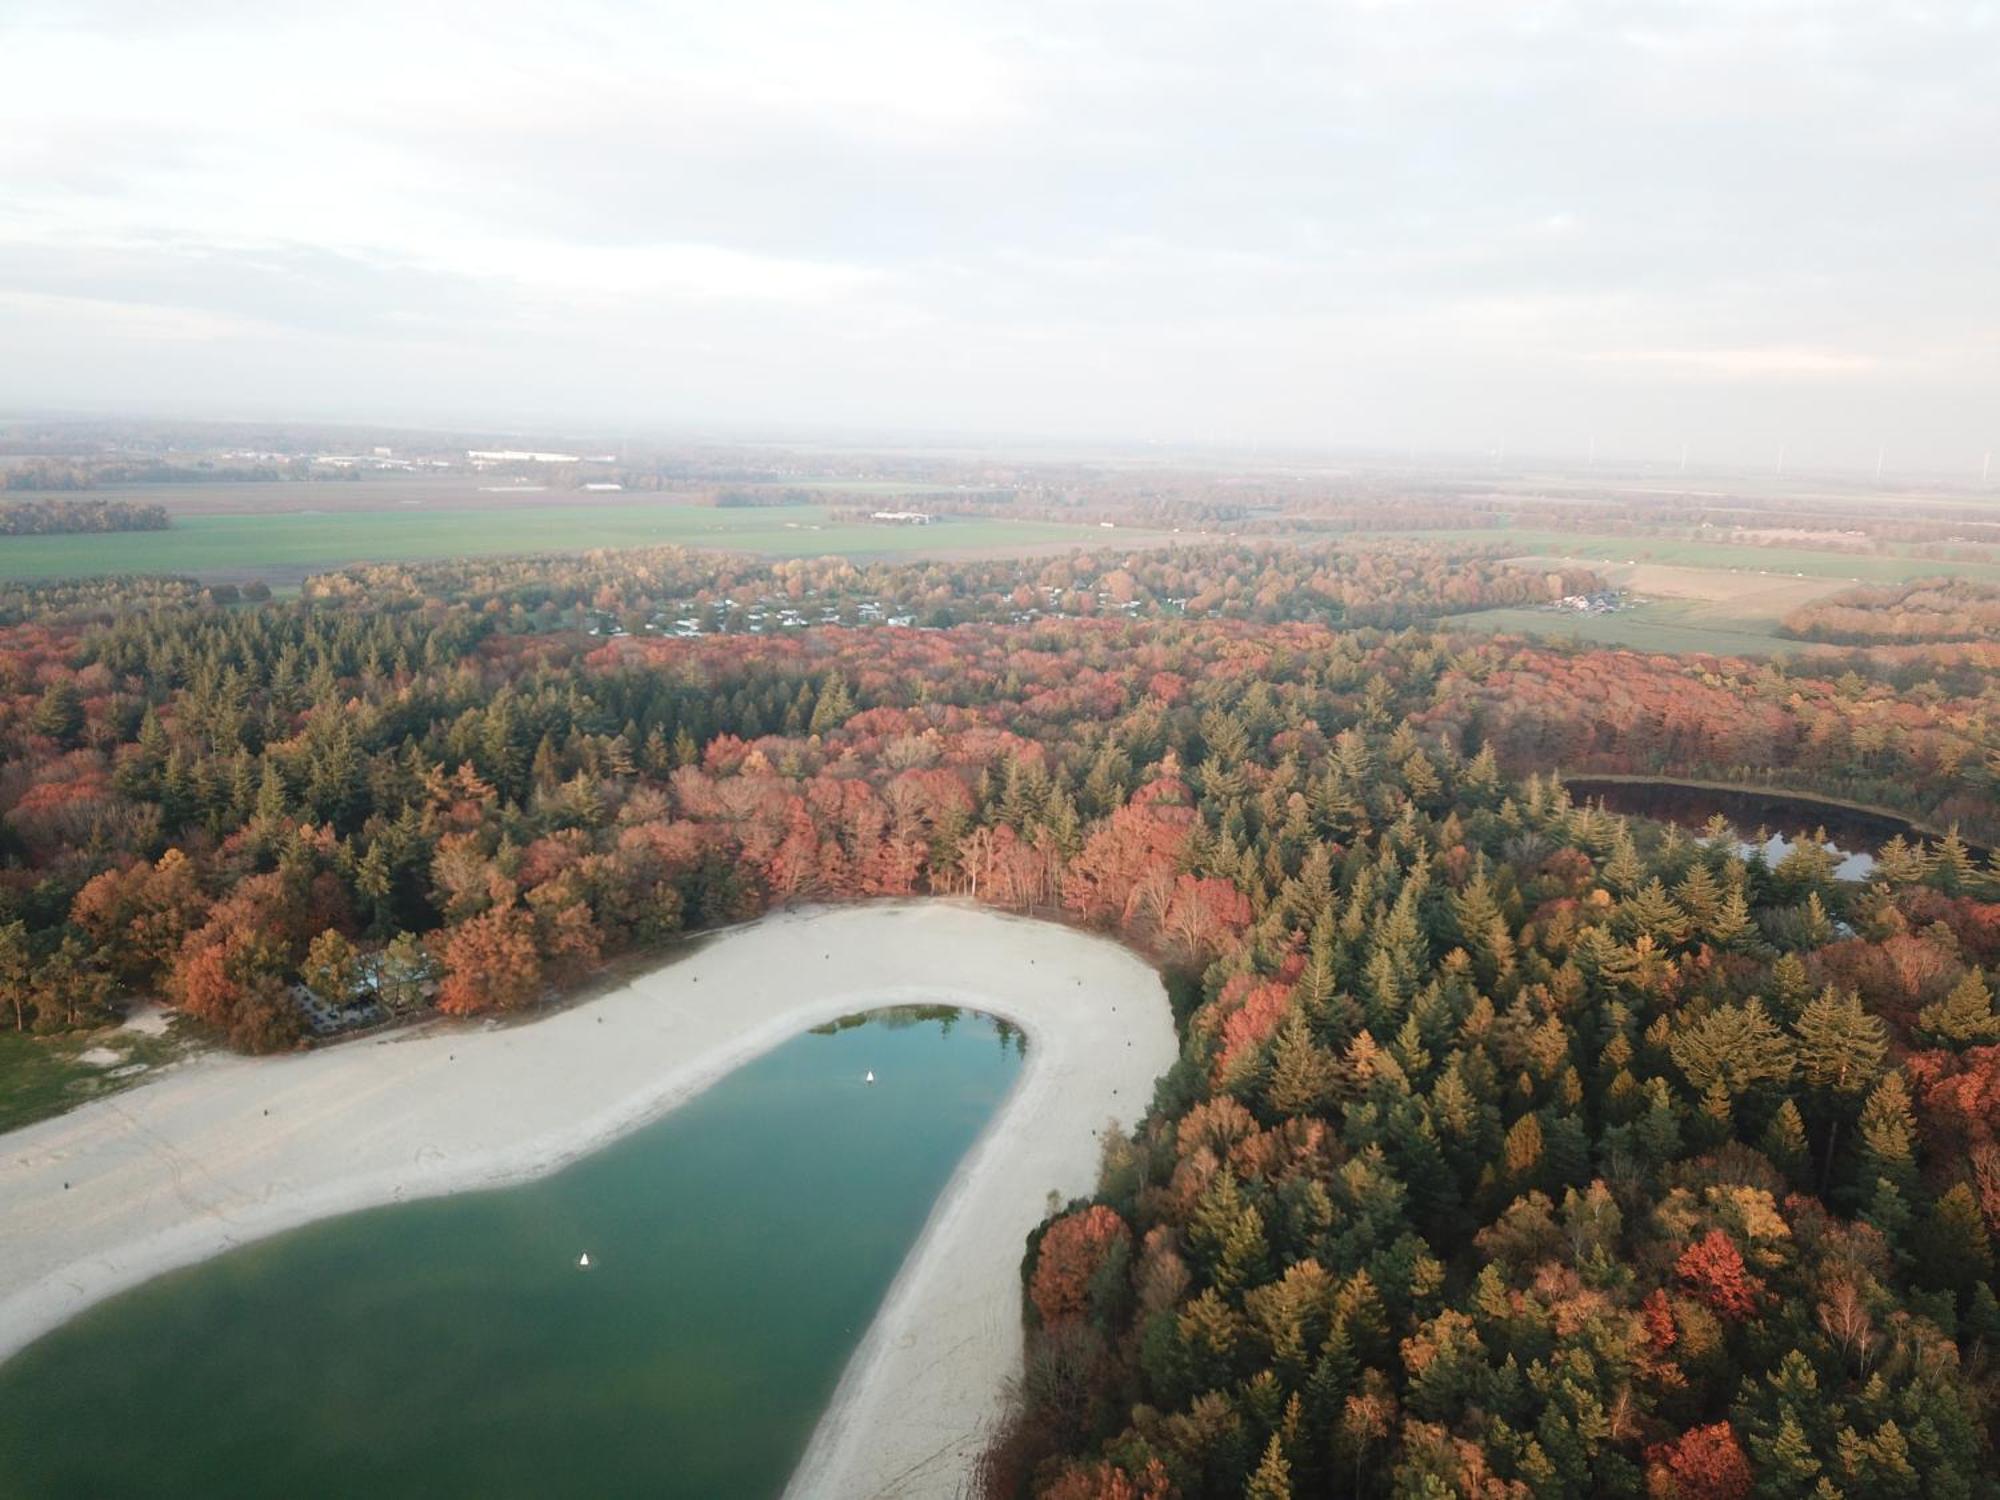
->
[0, 902, 1175, 1499]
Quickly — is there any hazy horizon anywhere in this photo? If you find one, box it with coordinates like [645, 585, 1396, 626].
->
[4, 1, 1996, 472]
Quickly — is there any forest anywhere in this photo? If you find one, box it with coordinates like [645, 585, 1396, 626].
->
[1781, 579, 2000, 647]
[1, 541, 1999, 1496]
[0, 500, 170, 535]
[302, 538, 1604, 632]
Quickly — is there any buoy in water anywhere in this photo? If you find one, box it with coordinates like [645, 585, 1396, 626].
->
[864, 1070, 876, 1085]
[578, 1252, 592, 1269]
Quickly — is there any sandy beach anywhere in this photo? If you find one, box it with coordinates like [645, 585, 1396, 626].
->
[0, 901, 1175, 1498]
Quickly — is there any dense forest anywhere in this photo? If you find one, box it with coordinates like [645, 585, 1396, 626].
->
[0, 499, 170, 534]
[2, 542, 1999, 1495]
[1782, 579, 2000, 647]
[303, 539, 1603, 632]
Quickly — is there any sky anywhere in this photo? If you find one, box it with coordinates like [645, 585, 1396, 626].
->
[2, 0, 1996, 470]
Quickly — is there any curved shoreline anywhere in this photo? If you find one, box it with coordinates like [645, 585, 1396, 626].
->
[0, 901, 1176, 1499]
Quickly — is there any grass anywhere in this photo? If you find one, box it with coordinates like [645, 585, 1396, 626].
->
[0, 1026, 188, 1136]
[1389, 528, 2000, 586]
[1443, 600, 1813, 657]
[0, 504, 1120, 581]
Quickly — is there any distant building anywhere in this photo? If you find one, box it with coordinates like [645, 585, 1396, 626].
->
[582, 482, 624, 491]
[467, 449, 582, 464]
[869, 510, 933, 524]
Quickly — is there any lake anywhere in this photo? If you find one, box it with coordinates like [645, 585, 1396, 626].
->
[1561, 777, 1968, 879]
[0, 1007, 1024, 1499]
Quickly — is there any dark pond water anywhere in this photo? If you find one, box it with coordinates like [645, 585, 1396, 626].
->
[0, 1008, 1024, 1500]
[1563, 777, 1921, 878]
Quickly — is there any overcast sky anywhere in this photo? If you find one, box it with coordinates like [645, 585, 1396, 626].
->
[2, 0, 1995, 469]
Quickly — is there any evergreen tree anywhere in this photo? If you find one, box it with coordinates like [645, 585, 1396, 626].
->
[1856, 1071, 1918, 1196]
[1760, 1099, 1811, 1186]
[1244, 1433, 1293, 1500]
[1265, 1011, 1341, 1118]
[1793, 986, 1888, 1103]
[1917, 969, 2000, 1049]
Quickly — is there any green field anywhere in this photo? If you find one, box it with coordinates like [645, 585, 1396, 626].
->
[0, 504, 1123, 582]
[1444, 600, 1814, 657]
[0, 1027, 186, 1135]
[1393, 529, 2000, 586]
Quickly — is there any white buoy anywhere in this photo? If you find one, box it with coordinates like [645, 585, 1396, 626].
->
[865, 1070, 876, 1085]
[578, 1252, 591, 1269]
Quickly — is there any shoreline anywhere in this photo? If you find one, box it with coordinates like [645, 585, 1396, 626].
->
[0, 901, 1176, 1499]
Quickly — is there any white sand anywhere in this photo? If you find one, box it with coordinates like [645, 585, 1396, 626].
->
[0, 902, 1175, 1499]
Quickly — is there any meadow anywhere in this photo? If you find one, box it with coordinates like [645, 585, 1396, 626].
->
[1442, 599, 1818, 657]
[1395, 527, 2000, 585]
[1411, 527, 2000, 656]
[0, 501, 1131, 583]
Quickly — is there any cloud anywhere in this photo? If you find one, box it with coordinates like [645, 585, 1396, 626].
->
[1588, 348, 1884, 379]
[0, 0, 1994, 463]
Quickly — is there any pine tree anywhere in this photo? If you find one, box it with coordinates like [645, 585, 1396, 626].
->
[1245, 1434, 1293, 1500]
[1761, 1099, 1810, 1186]
[1265, 1011, 1341, 1117]
[1794, 985, 1888, 1189]
[808, 672, 853, 735]
[1619, 878, 1691, 946]
[1602, 831, 1645, 896]
[1857, 1071, 1918, 1196]
[30, 680, 85, 746]
[1873, 835, 1930, 886]
[1794, 987, 1888, 1102]
[1502, 1112, 1544, 1184]
[1704, 885, 1761, 952]
[1765, 953, 1813, 1021]
[1669, 1002, 1794, 1099]
[1675, 864, 1723, 929]
[1932, 827, 1975, 894]
[1923, 1183, 1995, 1295]
[1917, 969, 2000, 1049]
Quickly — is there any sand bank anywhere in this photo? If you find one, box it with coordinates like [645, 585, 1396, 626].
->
[0, 902, 1175, 1498]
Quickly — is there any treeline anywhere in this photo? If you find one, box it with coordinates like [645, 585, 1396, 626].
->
[708, 487, 816, 507]
[1782, 577, 2000, 646]
[0, 577, 207, 629]
[0, 461, 287, 491]
[302, 539, 1603, 633]
[0, 500, 171, 535]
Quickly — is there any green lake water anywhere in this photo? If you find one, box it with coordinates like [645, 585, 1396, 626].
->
[0, 1008, 1025, 1499]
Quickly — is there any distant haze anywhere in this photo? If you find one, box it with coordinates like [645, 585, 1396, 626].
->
[3, 1, 1996, 472]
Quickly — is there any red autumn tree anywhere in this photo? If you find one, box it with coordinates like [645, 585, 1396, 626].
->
[1161, 875, 1253, 964]
[71, 848, 209, 985]
[1030, 1205, 1132, 1329]
[1060, 781, 1195, 925]
[1646, 1421, 1752, 1500]
[436, 903, 542, 1015]
[1038, 1458, 1171, 1500]
[1674, 1230, 1763, 1322]
[1208, 977, 1295, 1081]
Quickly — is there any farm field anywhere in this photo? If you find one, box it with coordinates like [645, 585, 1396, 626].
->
[0, 503, 1152, 583]
[1390, 528, 2000, 585]
[5, 477, 1007, 516]
[1444, 600, 1817, 657]
[1442, 557, 1857, 656]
